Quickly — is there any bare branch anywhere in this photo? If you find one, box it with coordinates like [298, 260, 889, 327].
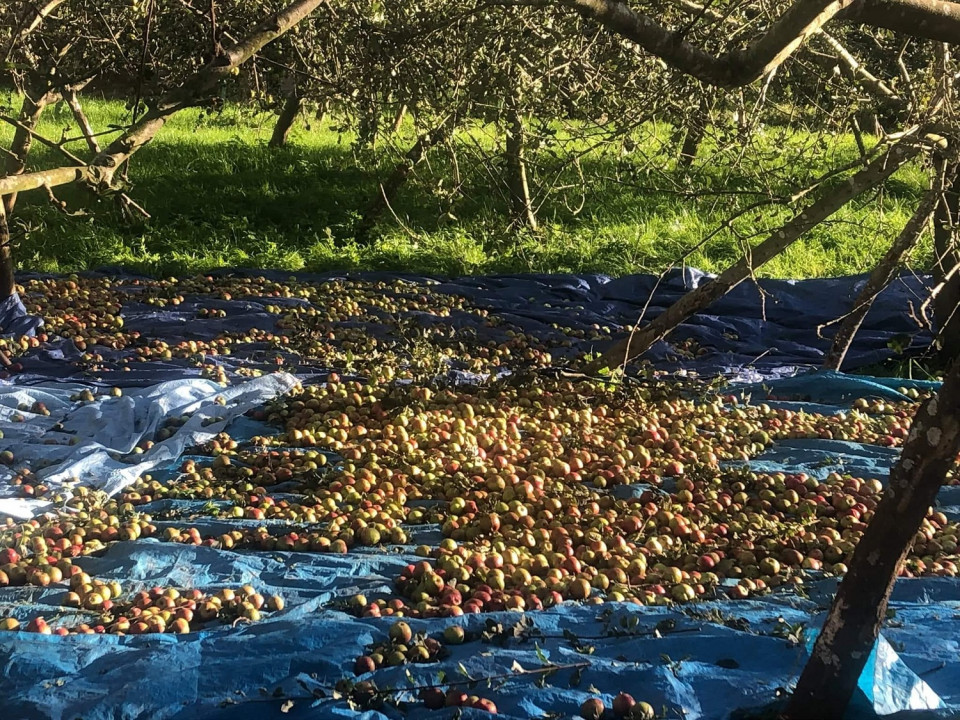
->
[839, 0, 960, 44]
[0, 114, 85, 165]
[591, 135, 924, 370]
[823, 182, 939, 369]
[0, 0, 327, 199]
[553, 0, 849, 87]
[816, 30, 903, 106]
[63, 89, 101, 154]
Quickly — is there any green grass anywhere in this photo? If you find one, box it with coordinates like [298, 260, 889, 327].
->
[0, 94, 930, 278]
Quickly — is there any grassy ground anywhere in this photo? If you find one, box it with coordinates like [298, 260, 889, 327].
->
[0, 95, 929, 279]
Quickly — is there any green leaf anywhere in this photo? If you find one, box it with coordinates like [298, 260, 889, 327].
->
[534, 643, 549, 665]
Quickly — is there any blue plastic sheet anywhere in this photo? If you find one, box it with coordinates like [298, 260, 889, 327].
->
[4, 267, 937, 387]
[0, 292, 42, 339]
[2, 535, 956, 720]
[0, 268, 955, 720]
[0, 374, 299, 519]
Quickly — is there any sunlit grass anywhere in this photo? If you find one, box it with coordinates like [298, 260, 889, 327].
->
[0, 94, 928, 279]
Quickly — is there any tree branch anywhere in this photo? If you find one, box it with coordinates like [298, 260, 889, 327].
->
[676, 1, 904, 106]
[839, 0, 960, 44]
[19, 0, 68, 38]
[0, 166, 97, 198]
[822, 182, 938, 370]
[63, 88, 102, 154]
[3, 0, 69, 62]
[541, 0, 960, 91]
[554, 0, 851, 87]
[591, 135, 923, 370]
[815, 30, 903, 106]
[0, 114, 85, 165]
[0, 0, 326, 199]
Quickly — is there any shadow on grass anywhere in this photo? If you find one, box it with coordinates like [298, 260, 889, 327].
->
[5, 130, 928, 278]
[24, 141, 378, 237]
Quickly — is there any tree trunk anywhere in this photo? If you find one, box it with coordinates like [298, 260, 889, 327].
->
[269, 92, 302, 148]
[784, 356, 960, 719]
[0, 199, 14, 299]
[593, 139, 921, 370]
[678, 93, 710, 168]
[678, 121, 705, 168]
[358, 100, 381, 149]
[3, 88, 52, 216]
[64, 88, 101, 154]
[933, 163, 960, 361]
[355, 117, 456, 241]
[505, 92, 537, 230]
[824, 183, 939, 370]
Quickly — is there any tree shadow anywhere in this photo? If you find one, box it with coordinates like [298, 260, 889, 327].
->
[6, 128, 926, 277]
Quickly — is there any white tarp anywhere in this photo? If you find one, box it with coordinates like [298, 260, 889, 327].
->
[0, 373, 299, 519]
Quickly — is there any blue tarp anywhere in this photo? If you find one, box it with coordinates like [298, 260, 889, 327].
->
[0, 268, 954, 720]
[3, 267, 937, 386]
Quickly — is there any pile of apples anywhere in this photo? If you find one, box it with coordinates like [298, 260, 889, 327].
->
[245, 375, 953, 617]
[0, 488, 283, 636]
[1, 578, 283, 636]
[0, 273, 956, 718]
[6, 274, 590, 382]
[353, 619, 450, 673]
[6, 369, 945, 620]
